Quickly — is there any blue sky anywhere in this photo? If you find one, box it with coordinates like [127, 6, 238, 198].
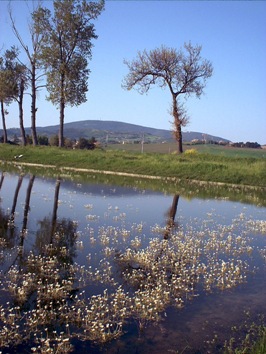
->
[0, 0, 265, 144]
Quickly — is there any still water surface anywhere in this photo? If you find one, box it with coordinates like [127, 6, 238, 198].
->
[0, 171, 265, 353]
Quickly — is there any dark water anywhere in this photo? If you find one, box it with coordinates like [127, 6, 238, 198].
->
[0, 170, 265, 353]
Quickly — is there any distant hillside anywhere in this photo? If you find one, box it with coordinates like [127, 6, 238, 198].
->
[2, 120, 229, 144]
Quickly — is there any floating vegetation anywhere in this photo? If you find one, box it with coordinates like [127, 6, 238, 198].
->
[0, 210, 265, 352]
[0, 170, 265, 353]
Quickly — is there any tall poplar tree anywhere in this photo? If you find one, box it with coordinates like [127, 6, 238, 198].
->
[9, 2, 46, 146]
[33, 0, 104, 147]
[0, 47, 28, 145]
[0, 55, 14, 143]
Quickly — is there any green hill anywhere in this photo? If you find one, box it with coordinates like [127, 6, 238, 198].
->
[3, 119, 229, 144]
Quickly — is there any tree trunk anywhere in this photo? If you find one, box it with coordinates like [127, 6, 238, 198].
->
[172, 96, 183, 154]
[59, 99, 65, 148]
[1, 100, 8, 143]
[31, 63, 38, 146]
[18, 79, 26, 146]
[58, 73, 65, 148]
[176, 124, 183, 154]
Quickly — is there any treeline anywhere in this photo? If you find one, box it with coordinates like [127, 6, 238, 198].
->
[230, 142, 261, 149]
[0, 134, 97, 150]
[0, 0, 104, 147]
[190, 139, 262, 149]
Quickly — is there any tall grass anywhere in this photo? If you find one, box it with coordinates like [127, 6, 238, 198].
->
[0, 144, 265, 187]
[224, 325, 266, 354]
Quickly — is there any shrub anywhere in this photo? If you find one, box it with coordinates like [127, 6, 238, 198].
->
[184, 148, 199, 156]
[49, 135, 59, 147]
[37, 135, 49, 146]
[75, 137, 97, 150]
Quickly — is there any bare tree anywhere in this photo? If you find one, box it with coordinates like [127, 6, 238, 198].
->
[9, 1, 46, 146]
[123, 42, 213, 153]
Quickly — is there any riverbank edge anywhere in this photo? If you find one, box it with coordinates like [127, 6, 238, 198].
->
[2, 160, 266, 193]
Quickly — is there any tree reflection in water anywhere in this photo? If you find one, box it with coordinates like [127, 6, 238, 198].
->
[35, 177, 78, 263]
[0, 208, 16, 263]
[3, 175, 36, 271]
[164, 194, 179, 240]
[10, 175, 23, 226]
[0, 176, 79, 352]
[0, 174, 24, 267]
[0, 172, 4, 189]
[0, 174, 24, 255]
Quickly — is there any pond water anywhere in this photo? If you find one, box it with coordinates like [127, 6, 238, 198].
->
[0, 170, 265, 354]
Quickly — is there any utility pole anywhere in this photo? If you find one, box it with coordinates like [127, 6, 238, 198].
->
[141, 134, 144, 153]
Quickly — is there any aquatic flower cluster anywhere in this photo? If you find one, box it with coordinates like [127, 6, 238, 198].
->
[0, 209, 265, 353]
[72, 286, 130, 343]
[6, 251, 75, 305]
[116, 229, 250, 311]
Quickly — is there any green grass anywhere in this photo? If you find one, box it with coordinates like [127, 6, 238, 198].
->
[109, 142, 266, 158]
[224, 325, 266, 354]
[250, 329, 266, 354]
[0, 144, 266, 188]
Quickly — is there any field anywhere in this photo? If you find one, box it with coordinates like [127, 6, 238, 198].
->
[109, 142, 266, 158]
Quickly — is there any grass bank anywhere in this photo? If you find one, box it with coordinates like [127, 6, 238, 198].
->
[0, 144, 265, 187]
